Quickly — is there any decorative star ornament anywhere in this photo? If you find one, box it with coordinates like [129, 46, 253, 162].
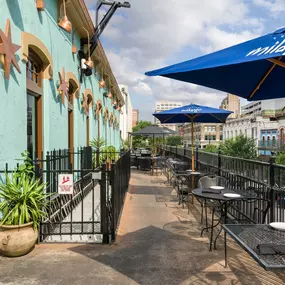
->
[82, 93, 89, 115]
[0, 19, 21, 79]
[58, 67, 69, 104]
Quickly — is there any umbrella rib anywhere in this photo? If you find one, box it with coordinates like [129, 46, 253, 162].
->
[266, 58, 285, 69]
[184, 114, 200, 120]
[209, 113, 225, 123]
[248, 56, 282, 99]
[162, 114, 177, 123]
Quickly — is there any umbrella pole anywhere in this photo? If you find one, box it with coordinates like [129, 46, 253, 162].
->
[191, 120, 194, 171]
[190, 120, 195, 212]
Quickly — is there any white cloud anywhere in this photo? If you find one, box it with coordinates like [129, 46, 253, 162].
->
[201, 27, 259, 53]
[85, 0, 265, 120]
[253, 0, 285, 14]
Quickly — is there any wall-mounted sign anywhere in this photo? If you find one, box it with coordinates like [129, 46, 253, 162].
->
[58, 174, 73, 194]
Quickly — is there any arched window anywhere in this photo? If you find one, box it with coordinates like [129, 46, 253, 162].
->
[26, 48, 44, 160]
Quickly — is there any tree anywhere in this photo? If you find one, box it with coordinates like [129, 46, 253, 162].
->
[132, 120, 152, 148]
[132, 120, 152, 132]
[203, 144, 219, 153]
[275, 153, 285, 165]
[220, 135, 257, 159]
[166, 135, 182, 146]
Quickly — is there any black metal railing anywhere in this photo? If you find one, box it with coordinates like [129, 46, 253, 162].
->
[100, 150, 131, 243]
[163, 145, 285, 223]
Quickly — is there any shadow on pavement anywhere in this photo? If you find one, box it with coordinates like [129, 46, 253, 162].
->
[69, 225, 261, 285]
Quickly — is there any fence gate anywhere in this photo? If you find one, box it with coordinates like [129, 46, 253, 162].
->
[39, 147, 103, 243]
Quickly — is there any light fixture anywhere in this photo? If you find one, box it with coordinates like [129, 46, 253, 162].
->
[36, 0, 45, 10]
[99, 79, 105, 88]
[107, 92, 112, 98]
[112, 100, 117, 105]
[76, 27, 93, 68]
[72, 44, 77, 54]
[117, 106, 121, 111]
[58, 0, 72, 33]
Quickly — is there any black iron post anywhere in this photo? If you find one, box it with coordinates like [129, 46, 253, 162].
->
[110, 160, 116, 241]
[269, 157, 275, 222]
[218, 147, 222, 176]
[100, 162, 109, 243]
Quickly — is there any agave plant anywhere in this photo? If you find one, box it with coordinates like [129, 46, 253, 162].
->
[0, 172, 49, 230]
[90, 137, 106, 167]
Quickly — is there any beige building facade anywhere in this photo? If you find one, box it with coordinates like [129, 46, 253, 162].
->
[183, 123, 223, 148]
[220, 94, 240, 118]
[132, 109, 139, 127]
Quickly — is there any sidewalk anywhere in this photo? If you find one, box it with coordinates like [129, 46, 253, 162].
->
[1, 170, 285, 285]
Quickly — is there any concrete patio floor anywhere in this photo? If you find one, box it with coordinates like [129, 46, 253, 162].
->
[1, 169, 285, 285]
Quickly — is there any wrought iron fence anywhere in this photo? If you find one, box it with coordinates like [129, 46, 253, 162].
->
[163, 145, 285, 223]
[100, 150, 131, 243]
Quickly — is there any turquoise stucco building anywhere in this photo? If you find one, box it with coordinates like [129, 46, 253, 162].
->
[0, 0, 123, 169]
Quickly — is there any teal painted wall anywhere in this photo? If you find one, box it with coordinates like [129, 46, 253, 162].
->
[0, 0, 121, 169]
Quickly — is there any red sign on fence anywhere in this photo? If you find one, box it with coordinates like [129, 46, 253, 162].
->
[58, 174, 74, 194]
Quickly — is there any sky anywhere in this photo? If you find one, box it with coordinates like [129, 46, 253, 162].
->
[84, 0, 285, 121]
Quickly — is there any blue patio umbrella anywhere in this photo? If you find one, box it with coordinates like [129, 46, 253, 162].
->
[153, 103, 232, 170]
[146, 27, 285, 101]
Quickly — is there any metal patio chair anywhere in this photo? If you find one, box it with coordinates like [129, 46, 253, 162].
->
[198, 175, 228, 228]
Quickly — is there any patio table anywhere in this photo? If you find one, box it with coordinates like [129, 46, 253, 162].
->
[192, 188, 255, 250]
[222, 224, 285, 270]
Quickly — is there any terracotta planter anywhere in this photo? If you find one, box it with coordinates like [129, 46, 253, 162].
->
[0, 222, 38, 257]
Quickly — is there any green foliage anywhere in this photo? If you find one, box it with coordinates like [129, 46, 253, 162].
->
[275, 153, 285, 165]
[166, 135, 182, 146]
[90, 137, 106, 167]
[220, 135, 257, 159]
[203, 144, 219, 153]
[132, 121, 153, 148]
[132, 120, 152, 132]
[15, 151, 35, 179]
[101, 145, 119, 163]
[90, 137, 106, 150]
[122, 139, 130, 151]
[0, 152, 50, 229]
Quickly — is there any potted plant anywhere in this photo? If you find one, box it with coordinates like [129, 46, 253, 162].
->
[0, 152, 49, 257]
[102, 145, 118, 169]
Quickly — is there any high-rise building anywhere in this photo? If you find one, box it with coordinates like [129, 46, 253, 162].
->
[219, 94, 240, 118]
[119, 85, 132, 141]
[154, 100, 182, 131]
[132, 109, 139, 127]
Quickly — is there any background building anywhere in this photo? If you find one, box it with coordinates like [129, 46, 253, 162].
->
[219, 94, 240, 118]
[223, 116, 279, 156]
[154, 100, 182, 131]
[132, 109, 139, 127]
[119, 85, 132, 141]
[183, 123, 223, 148]
[241, 99, 285, 117]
